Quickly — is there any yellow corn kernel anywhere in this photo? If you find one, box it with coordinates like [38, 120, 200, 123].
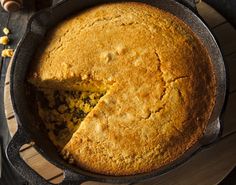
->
[90, 99, 98, 105]
[68, 100, 75, 109]
[83, 103, 91, 113]
[3, 27, 10, 35]
[78, 101, 85, 110]
[75, 99, 84, 108]
[72, 117, 78, 123]
[1, 48, 14, 58]
[81, 92, 88, 99]
[0, 36, 9, 45]
[89, 93, 95, 100]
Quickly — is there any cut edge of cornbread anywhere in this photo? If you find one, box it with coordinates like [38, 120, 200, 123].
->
[36, 88, 107, 150]
[28, 77, 112, 92]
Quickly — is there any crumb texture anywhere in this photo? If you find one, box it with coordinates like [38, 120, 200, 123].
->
[28, 2, 216, 176]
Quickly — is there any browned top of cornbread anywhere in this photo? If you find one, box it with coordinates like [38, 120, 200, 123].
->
[28, 2, 216, 176]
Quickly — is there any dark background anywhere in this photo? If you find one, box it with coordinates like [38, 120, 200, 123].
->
[205, 0, 236, 28]
[203, 1, 236, 183]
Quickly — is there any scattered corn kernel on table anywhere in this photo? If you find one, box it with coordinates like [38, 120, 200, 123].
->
[1, 1, 236, 185]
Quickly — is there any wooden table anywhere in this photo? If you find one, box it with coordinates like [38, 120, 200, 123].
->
[1, 1, 236, 185]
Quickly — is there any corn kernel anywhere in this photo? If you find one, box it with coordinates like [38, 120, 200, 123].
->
[83, 103, 91, 113]
[3, 27, 10, 35]
[0, 36, 9, 45]
[1, 48, 14, 58]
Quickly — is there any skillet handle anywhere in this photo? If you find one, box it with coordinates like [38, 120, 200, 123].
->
[6, 127, 87, 185]
[59, 170, 87, 185]
[200, 118, 221, 146]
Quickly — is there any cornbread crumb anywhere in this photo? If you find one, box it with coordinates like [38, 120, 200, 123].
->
[3, 27, 10, 35]
[1, 48, 13, 57]
[0, 36, 9, 45]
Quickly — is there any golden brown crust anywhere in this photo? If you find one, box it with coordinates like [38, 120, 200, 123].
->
[29, 2, 216, 175]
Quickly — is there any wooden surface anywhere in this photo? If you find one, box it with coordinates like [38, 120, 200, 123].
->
[3, 1, 236, 185]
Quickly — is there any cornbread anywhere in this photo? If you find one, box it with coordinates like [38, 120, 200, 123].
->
[28, 2, 216, 176]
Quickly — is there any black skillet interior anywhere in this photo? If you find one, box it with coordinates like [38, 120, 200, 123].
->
[7, 0, 226, 184]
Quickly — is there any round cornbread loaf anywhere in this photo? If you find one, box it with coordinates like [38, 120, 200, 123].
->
[29, 2, 216, 175]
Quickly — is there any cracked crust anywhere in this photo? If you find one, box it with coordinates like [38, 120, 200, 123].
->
[28, 2, 216, 175]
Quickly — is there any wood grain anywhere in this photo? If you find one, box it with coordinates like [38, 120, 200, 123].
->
[20, 147, 63, 182]
[197, 2, 226, 28]
[4, 58, 15, 133]
[212, 23, 236, 56]
[224, 53, 236, 93]
[135, 133, 236, 185]
[221, 93, 236, 137]
[82, 182, 128, 185]
[48, 173, 63, 184]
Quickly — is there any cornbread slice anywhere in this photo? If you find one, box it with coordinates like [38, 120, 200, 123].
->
[28, 2, 216, 175]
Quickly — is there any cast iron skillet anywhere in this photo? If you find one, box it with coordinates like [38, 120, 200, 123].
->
[6, 0, 226, 184]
